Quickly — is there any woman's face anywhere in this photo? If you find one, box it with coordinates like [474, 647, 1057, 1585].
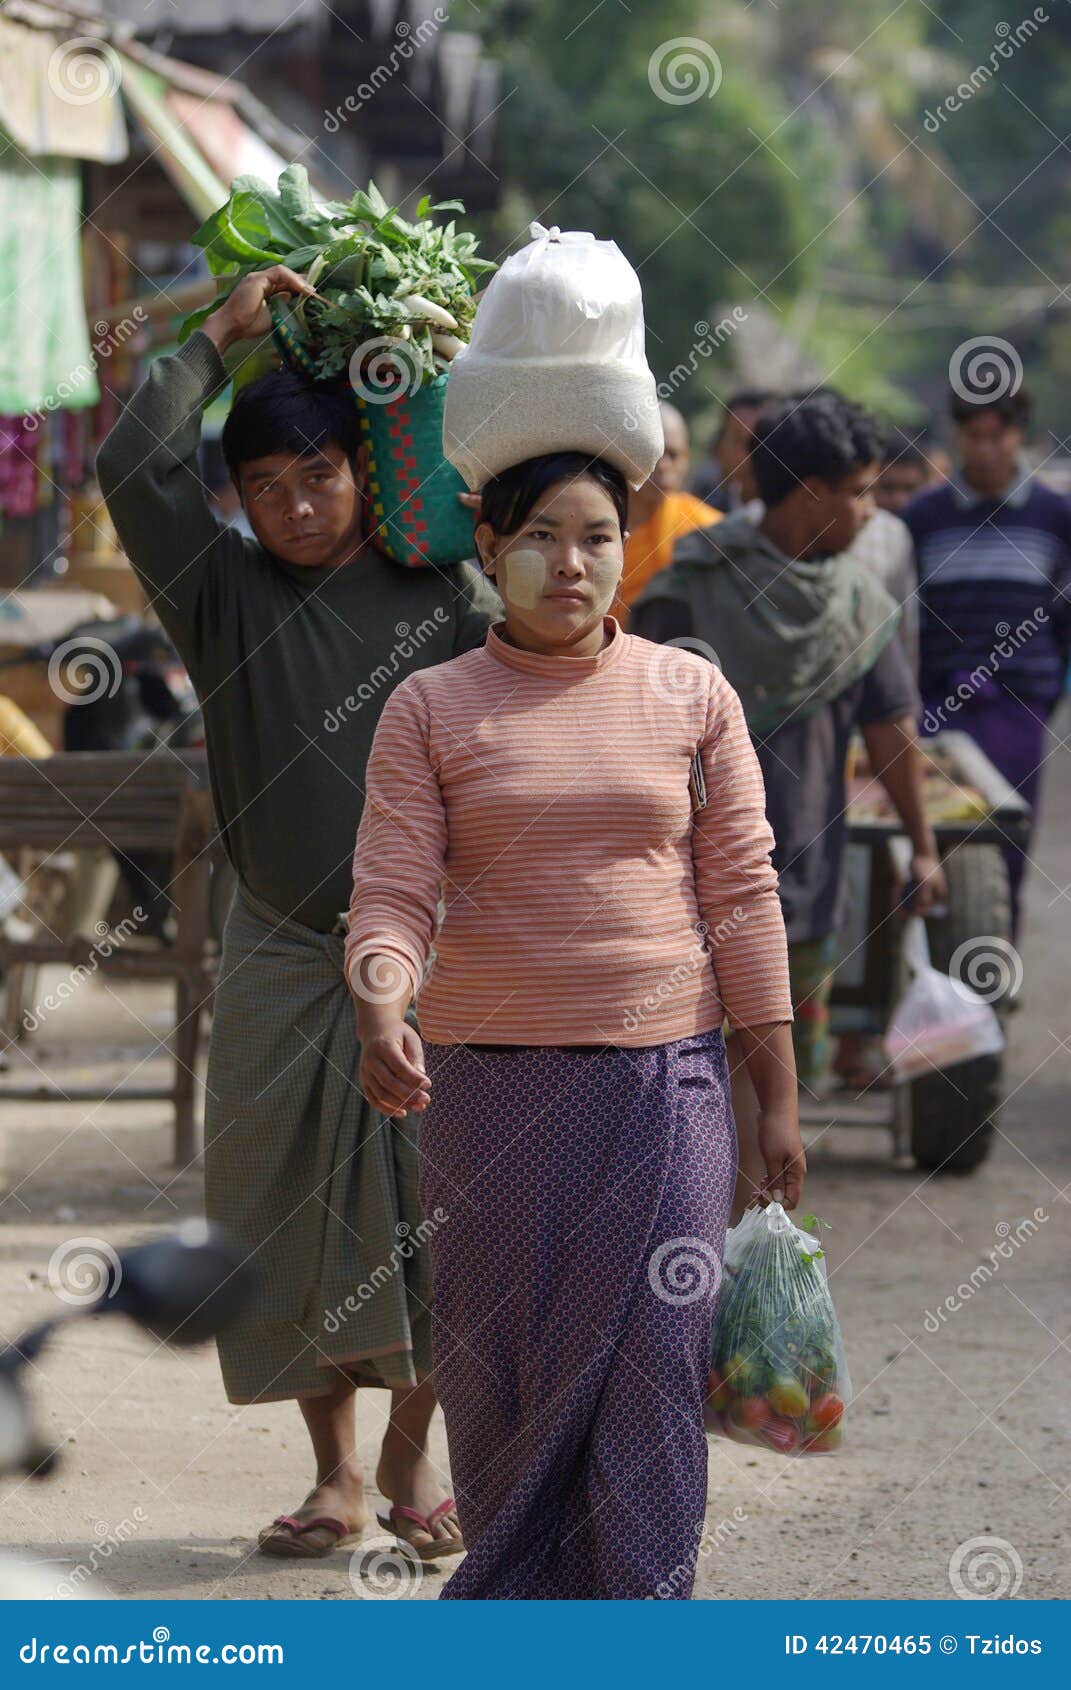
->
[476, 475, 627, 646]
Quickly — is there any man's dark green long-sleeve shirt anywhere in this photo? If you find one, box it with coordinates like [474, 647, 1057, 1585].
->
[96, 331, 501, 931]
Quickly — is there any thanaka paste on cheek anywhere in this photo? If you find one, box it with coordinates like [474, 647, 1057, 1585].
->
[497, 548, 547, 609]
[591, 556, 622, 615]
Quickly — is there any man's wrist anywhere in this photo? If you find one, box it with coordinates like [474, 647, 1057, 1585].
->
[200, 310, 238, 356]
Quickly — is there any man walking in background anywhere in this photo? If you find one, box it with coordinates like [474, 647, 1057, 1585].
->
[903, 382, 1071, 939]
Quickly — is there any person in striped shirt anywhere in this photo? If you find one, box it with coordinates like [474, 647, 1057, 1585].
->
[902, 383, 1071, 937]
[346, 450, 802, 1600]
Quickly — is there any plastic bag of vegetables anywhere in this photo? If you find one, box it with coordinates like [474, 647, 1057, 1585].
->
[180, 170, 497, 568]
[705, 1202, 850, 1456]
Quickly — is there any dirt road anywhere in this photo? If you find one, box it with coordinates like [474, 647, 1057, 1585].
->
[2, 708, 1068, 1602]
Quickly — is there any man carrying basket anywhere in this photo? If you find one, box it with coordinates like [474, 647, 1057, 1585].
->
[97, 265, 499, 1560]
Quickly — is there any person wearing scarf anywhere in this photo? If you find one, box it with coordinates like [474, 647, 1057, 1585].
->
[631, 393, 946, 1204]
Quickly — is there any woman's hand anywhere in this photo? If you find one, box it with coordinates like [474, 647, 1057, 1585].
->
[731, 1020, 806, 1210]
[359, 1017, 431, 1120]
[756, 1107, 807, 1211]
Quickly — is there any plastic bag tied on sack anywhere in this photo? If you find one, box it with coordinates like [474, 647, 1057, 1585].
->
[883, 917, 1004, 1081]
[463, 221, 649, 365]
[706, 1202, 850, 1456]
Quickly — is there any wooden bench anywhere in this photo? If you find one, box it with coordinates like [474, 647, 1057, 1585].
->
[0, 750, 216, 1164]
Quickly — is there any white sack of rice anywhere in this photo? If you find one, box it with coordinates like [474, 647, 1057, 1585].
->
[443, 222, 664, 490]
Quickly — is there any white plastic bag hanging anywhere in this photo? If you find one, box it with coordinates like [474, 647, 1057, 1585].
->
[883, 918, 1004, 1080]
[442, 221, 663, 490]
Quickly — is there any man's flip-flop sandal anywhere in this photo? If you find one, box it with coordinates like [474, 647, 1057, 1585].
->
[257, 1514, 367, 1559]
[376, 1498, 465, 1562]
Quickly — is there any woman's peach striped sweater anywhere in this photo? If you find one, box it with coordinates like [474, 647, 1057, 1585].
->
[346, 616, 792, 1046]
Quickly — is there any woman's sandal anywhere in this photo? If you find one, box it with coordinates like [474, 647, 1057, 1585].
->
[376, 1498, 465, 1562]
[257, 1513, 368, 1559]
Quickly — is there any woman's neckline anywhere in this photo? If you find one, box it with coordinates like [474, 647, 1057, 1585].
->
[485, 616, 628, 678]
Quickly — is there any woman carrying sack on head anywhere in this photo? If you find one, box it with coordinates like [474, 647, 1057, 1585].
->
[345, 230, 804, 1601]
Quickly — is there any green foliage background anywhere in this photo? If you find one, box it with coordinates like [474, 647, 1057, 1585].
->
[465, 0, 1071, 450]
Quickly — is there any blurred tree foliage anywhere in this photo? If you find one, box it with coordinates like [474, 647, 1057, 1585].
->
[466, 0, 1071, 445]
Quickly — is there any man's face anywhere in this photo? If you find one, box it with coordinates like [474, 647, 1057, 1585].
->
[237, 442, 365, 567]
[955, 411, 1021, 497]
[806, 461, 878, 556]
[873, 459, 928, 514]
[716, 406, 763, 489]
[650, 409, 690, 496]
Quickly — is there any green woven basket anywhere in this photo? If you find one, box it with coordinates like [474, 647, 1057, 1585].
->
[356, 375, 475, 568]
[268, 301, 475, 568]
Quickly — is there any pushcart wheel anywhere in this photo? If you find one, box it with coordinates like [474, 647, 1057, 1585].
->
[909, 842, 1011, 1172]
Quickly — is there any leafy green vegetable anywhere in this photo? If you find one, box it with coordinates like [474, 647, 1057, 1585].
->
[181, 167, 497, 389]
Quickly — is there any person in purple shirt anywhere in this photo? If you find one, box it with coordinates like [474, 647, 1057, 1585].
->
[902, 382, 1071, 938]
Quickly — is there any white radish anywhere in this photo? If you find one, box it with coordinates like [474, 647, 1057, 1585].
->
[402, 293, 459, 331]
[431, 331, 464, 360]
